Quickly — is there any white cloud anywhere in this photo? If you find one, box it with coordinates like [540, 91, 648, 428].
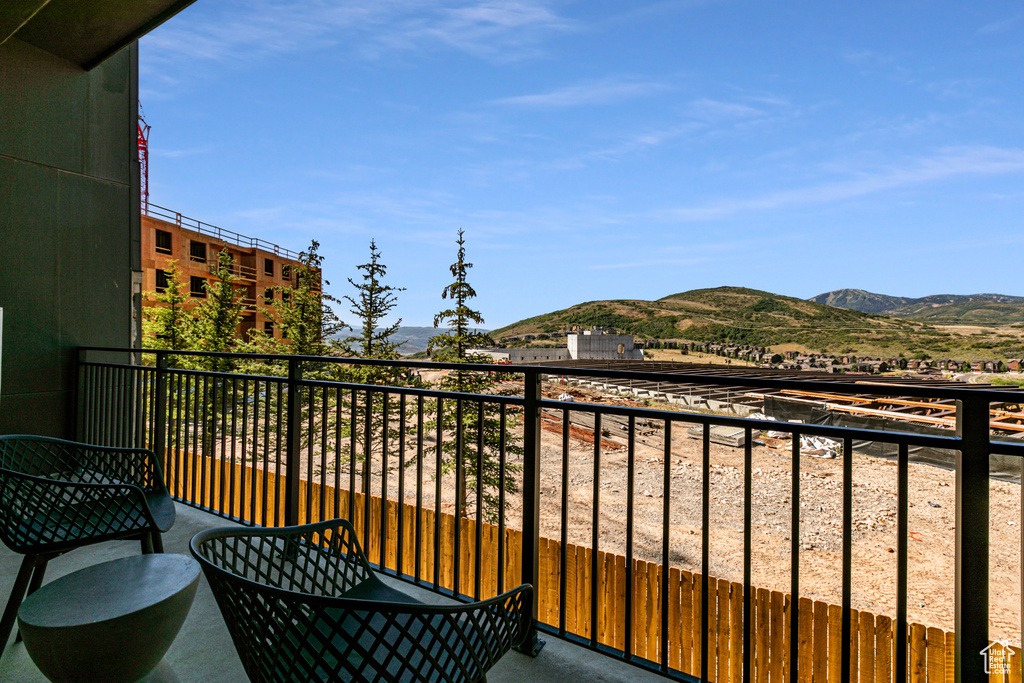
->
[142, 0, 572, 69]
[656, 146, 1024, 222]
[977, 13, 1023, 35]
[686, 98, 763, 121]
[493, 78, 668, 108]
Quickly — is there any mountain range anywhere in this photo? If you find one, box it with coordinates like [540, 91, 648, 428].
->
[488, 286, 1024, 360]
[809, 289, 1024, 324]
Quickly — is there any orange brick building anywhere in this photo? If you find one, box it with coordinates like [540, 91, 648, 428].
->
[141, 204, 313, 342]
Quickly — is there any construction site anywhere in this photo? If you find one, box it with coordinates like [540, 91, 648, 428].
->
[471, 362, 1024, 645]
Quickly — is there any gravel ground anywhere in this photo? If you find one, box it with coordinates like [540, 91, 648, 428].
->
[308, 378, 1022, 644]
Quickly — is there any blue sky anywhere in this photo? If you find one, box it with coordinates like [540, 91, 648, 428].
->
[141, 1, 1024, 328]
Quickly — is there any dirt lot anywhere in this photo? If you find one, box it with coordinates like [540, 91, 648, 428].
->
[324, 376, 1021, 644]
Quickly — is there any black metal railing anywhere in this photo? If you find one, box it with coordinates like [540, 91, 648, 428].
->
[75, 347, 1022, 683]
[145, 202, 303, 261]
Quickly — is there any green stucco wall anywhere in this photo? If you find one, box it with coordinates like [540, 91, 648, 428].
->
[0, 37, 140, 437]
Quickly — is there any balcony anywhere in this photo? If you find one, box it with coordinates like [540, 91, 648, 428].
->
[4, 347, 1021, 682]
[0, 504, 664, 682]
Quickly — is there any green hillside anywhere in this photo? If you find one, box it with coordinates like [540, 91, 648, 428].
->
[492, 286, 1024, 360]
[811, 289, 1024, 325]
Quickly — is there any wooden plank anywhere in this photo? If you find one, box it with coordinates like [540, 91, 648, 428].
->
[827, 604, 842, 683]
[460, 518, 471, 598]
[580, 546, 591, 641]
[925, 627, 945, 683]
[849, 610, 858, 683]
[537, 537, 549, 625]
[718, 578, 730, 683]
[812, 601, 828, 683]
[600, 552, 612, 648]
[668, 567, 682, 672]
[875, 615, 892, 683]
[615, 554, 627, 653]
[1009, 646, 1022, 683]
[441, 512, 454, 592]
[731, 582, 743, 683]
[769, 590, 784, 683]
[989, 642, 1008, 683]
[565, 544, 577, 635]
[693, 573, 704, 681]
[859, 609, 874, 683]
[707, 577, 718, 683]
[681, 570, 694, 676]
[756, 587, 770, 683]
[649, 564, 661, 665]
[712, 581, 729, 683]
[944, 632, 955, 683]
[488, 521, 499, 598]
[387, 500, 399, 572]
[783, 595, 792, 683]
[909, 623, 926, 683]
[798, 596, 813, 683]
[634, 560, 647, 659]
[422, 508, 434, 582]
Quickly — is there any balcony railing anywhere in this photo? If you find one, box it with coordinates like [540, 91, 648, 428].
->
[74, 347, 1023, 683]
[146, 202, 303, 261]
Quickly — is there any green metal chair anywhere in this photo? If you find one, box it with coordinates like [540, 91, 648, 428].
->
[0, 435, 175, 657]
[191, 518, 532, 682]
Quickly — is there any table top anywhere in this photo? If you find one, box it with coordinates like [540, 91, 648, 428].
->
[18, 554, 200, 629]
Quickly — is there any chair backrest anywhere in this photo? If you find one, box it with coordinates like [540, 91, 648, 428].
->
[192, 519, 531, 683]
[0, 435, 80, 479]
[0, 435, 165, 554]
[195, 520, 373, 598]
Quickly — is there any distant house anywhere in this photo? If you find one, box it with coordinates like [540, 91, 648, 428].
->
[1008, 359, 1024, 372]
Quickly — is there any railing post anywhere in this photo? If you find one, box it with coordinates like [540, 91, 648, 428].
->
[955, 396, 989, 683]
[75, 348, 87, 441]
[285, 357, 303, 527]
[516, 367, 545, 656]
[154, 351, 168, 475]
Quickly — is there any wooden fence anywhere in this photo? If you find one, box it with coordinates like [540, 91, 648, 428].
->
[166, 449, 1019, 683]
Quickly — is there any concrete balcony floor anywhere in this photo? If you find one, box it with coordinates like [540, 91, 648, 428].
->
[1, 505, 665, 683]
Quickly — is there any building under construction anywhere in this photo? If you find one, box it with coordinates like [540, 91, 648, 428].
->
[141, 204, 312, 342]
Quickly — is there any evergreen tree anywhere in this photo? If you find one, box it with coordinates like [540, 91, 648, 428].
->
[426, 230, 520, 522]
[142, 260, 191, 358]
[184, 249, 248, 450]
[428, 229, 495, 373]
[343, 240, 407, 383]
[190, 249, 247, 372]
[269, 240, 345, 358]
[339, 240, 419, 474]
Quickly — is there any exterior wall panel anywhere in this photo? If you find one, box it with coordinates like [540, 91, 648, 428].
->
[0, 38, 136, 437]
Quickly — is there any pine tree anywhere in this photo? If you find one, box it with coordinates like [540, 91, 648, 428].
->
[190, 249, 247, 372]
[269, 240, 345, 359]
[142, 260, 191, 359]
[338, 240, 419, 474]
[427, 230, 521, 522]
[185, 249, 248, 450]
[343, 240, 407, 383]
[428, 229, 495, 374]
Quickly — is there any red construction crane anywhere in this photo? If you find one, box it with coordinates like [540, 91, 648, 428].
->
[138, 106, 151, 215]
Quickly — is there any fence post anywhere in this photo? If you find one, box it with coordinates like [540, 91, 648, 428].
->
[75, 348, 87, 442]
[285, 357, 303, 527]
[515, 367, 545, 656]
[154, 351, 168, 477]
[955, 396, 989, 683]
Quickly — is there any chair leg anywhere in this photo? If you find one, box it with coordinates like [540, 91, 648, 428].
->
[13, 558, 49, 644]
[152, 531, 164, 554]
[0, 555, 38, 658]
[141, 532, 155, 555]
